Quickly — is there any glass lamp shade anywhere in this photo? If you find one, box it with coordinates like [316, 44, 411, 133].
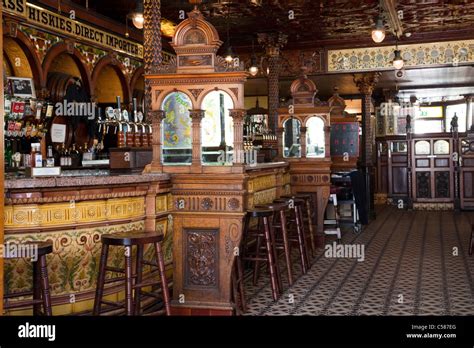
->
[371, 17, 385, 43]
[392, 50, 404, 70]
[249, 56, 259, 76]
[225, 46, 234, 63]
[132, 13, 144, 29]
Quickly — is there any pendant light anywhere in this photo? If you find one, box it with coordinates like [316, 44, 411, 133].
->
[130, 0, 144, 29]
[249, 39, 259, 76]
[224, 6, 234, 63]
[392, 42, 404, 70]
[371, 1, 385, 43]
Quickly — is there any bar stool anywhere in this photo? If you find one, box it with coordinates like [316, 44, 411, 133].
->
[3, 241, 53, 316]
[241, 208, 281, 301]
[282, 194, 317, 255]
[256, 202, 294, 286]
[274, 197, 309, 274]
[93, 231, 171, 316]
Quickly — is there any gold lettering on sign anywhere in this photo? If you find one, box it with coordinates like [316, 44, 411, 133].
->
[2, 1, 143, 58]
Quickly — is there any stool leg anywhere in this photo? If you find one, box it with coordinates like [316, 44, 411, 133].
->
[280, 210, 293, 286]
[236, 254, 247, 312]
[268, 217, 282, 294]
[93, 243, 109, 315]
[469, 229, 473, 256]
[154, 242, 171, 316]
[263, 216, 279, 301]
[39, 255, 52, 316]
[252, 234, 262, 285]
[295, 206, 308, 274]
[306, 201, 316, 255]
[134, 245, 144, 315]
[33, 260, 41, 315]
[231, 264, 241, 315]
[125, 246, 134, 316]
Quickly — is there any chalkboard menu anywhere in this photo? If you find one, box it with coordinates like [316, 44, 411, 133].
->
[330, 122, 359, 157]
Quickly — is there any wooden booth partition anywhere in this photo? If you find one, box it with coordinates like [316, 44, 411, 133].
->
[278, 74, 332, 247]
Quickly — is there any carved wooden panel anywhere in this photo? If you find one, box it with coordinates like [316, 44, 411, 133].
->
[435, 172, 450, 199]
[184, 228, 219, 289]
[416, 172, 431, 198]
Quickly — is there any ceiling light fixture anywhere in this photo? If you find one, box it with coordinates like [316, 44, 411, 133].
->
[224, 6, 234, 63]
[371, 1, 385, 43]
[130, 0, 144, 29]
[249, 39, 259, 76]
[392, 47, 404, 70]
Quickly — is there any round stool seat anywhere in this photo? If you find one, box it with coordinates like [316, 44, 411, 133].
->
[255, 202, 288, 211]
[274, 198, 305, 206]
[247, 208, 273, 218]
[3, 241, 53, 259]
[101, 231, 164, 246]
[282, 194, 311, 200]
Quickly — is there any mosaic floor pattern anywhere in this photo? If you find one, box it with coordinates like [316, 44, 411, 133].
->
[243, 206, 474, 316]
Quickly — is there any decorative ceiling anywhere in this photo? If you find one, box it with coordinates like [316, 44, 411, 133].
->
[68, 0, 474, 49]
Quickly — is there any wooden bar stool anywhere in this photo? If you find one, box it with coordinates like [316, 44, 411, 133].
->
[282, 194, 316, 256]
[274, 197, 309, 274]
[93, 231, 171, 316]
[241, 208, 281, 301]
[3, 241, 53, 316]
[256, 202, 294, 286]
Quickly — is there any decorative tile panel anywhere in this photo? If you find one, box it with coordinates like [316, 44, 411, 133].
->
[328, 40, 474, 72]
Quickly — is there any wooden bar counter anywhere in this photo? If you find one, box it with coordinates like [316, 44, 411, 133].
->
[3, 172, 172, 315]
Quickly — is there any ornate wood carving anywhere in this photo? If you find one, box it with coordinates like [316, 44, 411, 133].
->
[416, 172, 431, 198]
[184, 229, 218, 288]
[229, 109, 246, 164]
[189, 109, 205, 167]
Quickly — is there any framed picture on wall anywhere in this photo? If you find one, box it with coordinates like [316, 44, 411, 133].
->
[7, 77, 36, 98]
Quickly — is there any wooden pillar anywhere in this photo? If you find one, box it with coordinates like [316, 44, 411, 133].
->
[229, 109, 246, 164]
[465, 95, 473, 130]
[190, 110, 205, 170]
[300, 126, 307, 158]
[258, 33, 287, 132]
[354, 73, 380, 221]
[276, 127, 284, 159]
[143, 0, 162, 170]
[0, 6, 4, 315]
[149, 110, 164, 171]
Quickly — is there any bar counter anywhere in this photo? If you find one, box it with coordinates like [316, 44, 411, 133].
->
[3, 172, 172, 315]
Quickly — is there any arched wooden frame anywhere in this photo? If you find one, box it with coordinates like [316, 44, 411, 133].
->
[92, 54, 131, 104]
[160, 89, 195, 110]
[282, 117, 303, 159]
[197, 87, 238, 110]
[130, 66, 144, 93]
[2, 24, 44, 90]
[305, 115, 328, 158]
[42, 42, 92, 98]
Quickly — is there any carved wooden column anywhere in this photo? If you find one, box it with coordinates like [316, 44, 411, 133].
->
[229, 109, 246, 164]
[354, 73, 380, 221]
[258, 33, 287, 132]
[190, 110, 205, 170]
[465, 94, 473, 130]
[300, 126, 307, 158]
[143, 0, 162, 165]
[276, 127, 284, 159]
[148, 110, 164, 171]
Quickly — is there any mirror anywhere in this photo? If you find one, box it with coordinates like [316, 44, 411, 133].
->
[283, 118, 301, 158]
[162, 92, 192, 165]
[306, 116, 325, 158]
[201, 90, 234, 164]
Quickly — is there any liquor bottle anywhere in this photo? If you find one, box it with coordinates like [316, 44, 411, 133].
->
[60, 144, 66, 167]
[46, 145, 55, 167]
[5, 139, 13, 168]
[70, 144, 80, 167]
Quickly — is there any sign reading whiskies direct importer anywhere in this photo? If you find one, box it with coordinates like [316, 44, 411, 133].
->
[2, 0, 144, 59]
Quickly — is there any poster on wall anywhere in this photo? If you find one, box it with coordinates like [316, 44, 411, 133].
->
[7, 77, 36, 98]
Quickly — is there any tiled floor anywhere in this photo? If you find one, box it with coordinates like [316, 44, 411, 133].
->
[243, 206, 474, 316]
